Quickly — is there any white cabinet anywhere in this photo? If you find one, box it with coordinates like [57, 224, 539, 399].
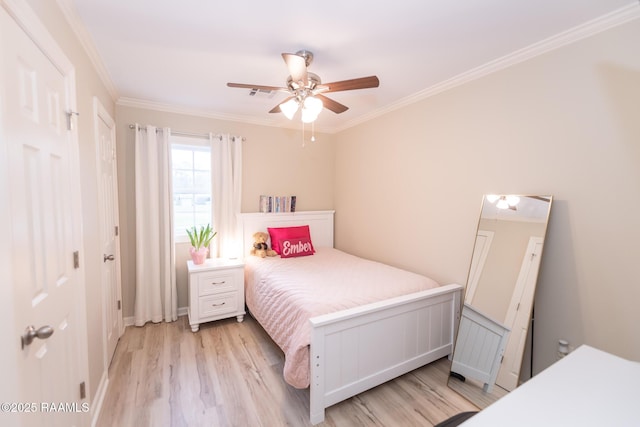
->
[187, 258, 245, 332]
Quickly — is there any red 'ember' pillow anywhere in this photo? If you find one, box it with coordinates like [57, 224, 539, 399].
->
[267, 225, 315, 255]
[280, 237, 315, 258]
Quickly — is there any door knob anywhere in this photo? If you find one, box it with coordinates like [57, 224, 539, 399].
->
[21, 325, 54, 349]
[103, 254, 115, 262]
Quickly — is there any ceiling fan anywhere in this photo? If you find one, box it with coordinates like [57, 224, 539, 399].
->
[227, 50, 379, 123]
[487, 195, 520, 210]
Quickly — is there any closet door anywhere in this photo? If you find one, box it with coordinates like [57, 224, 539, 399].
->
[95, 97, 123, 367]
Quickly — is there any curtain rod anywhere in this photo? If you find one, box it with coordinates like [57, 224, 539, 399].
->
[128, 124, 245, 141]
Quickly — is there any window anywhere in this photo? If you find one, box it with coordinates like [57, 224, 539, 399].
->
[171, 135, 212, 240]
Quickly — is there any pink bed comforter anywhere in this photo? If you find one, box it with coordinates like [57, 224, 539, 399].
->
[244, 248, 440, 388]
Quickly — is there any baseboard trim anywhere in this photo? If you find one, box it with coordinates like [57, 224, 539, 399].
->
[90, 370, 109, 427]
[123, 306, 188, 327]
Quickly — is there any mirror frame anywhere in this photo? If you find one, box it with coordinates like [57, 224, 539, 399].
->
[448, 194, 552, 408]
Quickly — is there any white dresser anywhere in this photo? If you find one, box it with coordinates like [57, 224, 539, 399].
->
[187, 258, 245, 332]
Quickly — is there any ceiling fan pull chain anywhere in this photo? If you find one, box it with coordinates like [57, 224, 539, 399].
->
[302, 123, 306, 148]
[311, 121, 316, 143]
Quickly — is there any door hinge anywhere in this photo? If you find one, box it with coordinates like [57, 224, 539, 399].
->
[117, 300, 121, 310]
[115, 225, 119, 236]
[79, 381, 86, 399]
[73, 251, 80, 269]
[65, 110, 79, 131]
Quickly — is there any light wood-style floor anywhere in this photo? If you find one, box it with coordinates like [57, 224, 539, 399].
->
[97, 315, 478, 427]
[447, 375, 508, 409]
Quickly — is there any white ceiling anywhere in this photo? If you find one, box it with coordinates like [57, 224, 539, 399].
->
[69, 0, 635, 132]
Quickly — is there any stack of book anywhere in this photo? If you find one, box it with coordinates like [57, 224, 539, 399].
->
[259, 195, 296, 213]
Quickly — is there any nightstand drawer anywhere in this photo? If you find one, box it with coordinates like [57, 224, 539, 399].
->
[198, 271, 238, 296]
[199, 291, 239, 318]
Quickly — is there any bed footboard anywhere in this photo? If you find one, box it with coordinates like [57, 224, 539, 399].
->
[309, 283, 463, 424]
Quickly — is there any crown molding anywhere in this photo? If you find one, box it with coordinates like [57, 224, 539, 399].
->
[334, 2, 640, 133]
[117, 97, 337, 133]
[116, 97, 302, 129]
[55, 0, 118, 101]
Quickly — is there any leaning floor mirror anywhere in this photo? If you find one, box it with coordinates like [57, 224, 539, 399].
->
[448, 195, 552, 409]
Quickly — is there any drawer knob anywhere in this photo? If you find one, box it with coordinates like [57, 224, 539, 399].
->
[212, 302, 226, 307]
[211, 281, 226, 285]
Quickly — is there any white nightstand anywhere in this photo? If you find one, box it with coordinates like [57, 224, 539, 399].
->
[187, 257, 245, 332]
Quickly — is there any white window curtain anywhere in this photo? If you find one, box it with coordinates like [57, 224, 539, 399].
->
[210, 133, 243, 258]
[133, 124, 177, 326]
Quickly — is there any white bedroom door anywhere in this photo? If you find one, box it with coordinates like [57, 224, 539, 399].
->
[464, 230, 494, 305]
[95, 97, 123, 365]
[496, 236, 543, 391]
[1, 5, 85, 426]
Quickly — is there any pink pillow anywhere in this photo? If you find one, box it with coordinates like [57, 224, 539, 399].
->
[280, 237, 315, 258]
[267, 225, 314, 255]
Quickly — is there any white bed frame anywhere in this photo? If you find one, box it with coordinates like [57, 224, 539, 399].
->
[238, 210, 463, 424]
[450, 303, 510, 393]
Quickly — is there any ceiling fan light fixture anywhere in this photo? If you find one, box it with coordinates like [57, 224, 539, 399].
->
[301, 96, 323, 123]
[280, 98, 299, 120]
[496, 198, 510, 210]
[301, 108, 318, 123]
[505, 195, 520, 206]
[494, 195, 520, 210]
[305, 95, 323, 113]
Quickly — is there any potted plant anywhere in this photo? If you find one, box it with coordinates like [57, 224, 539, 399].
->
[186, 224, 217, 265]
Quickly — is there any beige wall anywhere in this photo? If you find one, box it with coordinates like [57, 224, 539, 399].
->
[334, 19, 640, 373]
[26, 0, 116, 410]
[115, 105, 335, 317]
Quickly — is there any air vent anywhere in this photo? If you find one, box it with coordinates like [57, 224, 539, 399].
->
[249, 88, 275, 99]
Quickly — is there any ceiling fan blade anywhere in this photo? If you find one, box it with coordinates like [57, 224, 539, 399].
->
[527, 195, 551, 203]
[319, 76, 380, 93]
[227, 82, 288, 92]
[282, 53, 308, 86]
[268, 96, 295, 114]
[316, 94, 348, 114]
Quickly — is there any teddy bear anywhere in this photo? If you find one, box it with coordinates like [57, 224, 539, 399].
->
[250, 231, 277, 258]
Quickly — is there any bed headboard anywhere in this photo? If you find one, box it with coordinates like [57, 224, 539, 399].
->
[238, 210, 335, 256]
